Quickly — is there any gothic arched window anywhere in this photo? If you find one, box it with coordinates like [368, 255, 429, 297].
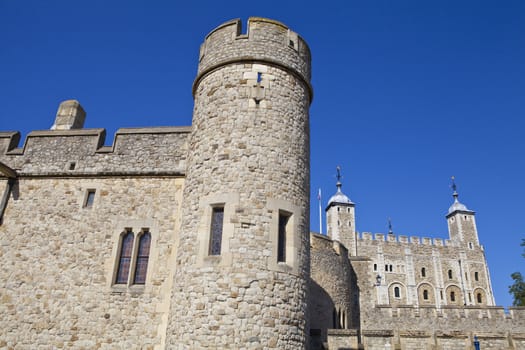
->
[115, 230, 134, 284]
[133, 231, 151, 284]
[394, 286, 400, 298]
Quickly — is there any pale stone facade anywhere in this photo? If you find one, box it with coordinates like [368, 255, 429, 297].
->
[0, 17, 524, 350]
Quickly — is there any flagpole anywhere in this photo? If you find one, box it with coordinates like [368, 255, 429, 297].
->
[318, 188, 323, 234]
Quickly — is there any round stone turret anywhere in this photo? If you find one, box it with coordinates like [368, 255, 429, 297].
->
[167, 18, 312, 348]
[194, 17, 312, 100]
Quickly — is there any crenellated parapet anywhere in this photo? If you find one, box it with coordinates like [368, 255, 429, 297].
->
[364, 305, 525, 333]
[0, 126, 190, 177]
[359, 231, 453, 247]
[194, 17, 312, 102]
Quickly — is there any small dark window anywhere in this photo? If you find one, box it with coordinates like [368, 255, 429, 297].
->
[278, 213, 289, 263]
[423, 290, 429, 300]
[389, 265, 393, 272]
[448, 270, 453, 279]
[373, 263, 377, 271]
[394, 286, 400, 298]
[477, 293, 482, 303]
[475, 272, 479, 281]
[133, 231, 151, 284]
[84, 190, 96, 208]
[450, 291, 456, 302]
[69, 162, 76, 170]
[440, 290, 443, 300]
[289, 39, 294, 48]
[209, 207, 224, 255]
[115, 230, 134, 284]
[421, 267, 426, 277]
[385, 265, 388, 272]
[257, 72, 262, 83]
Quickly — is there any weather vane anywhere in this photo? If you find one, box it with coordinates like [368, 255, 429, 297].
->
[336, 166, 342, 183]
[388, 217, 393, 235]
[451, 176, 457, 193]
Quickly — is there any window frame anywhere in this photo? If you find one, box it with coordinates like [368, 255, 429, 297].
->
[83, 189, 96, 208]
[133, 230, 152, 285]
[277, 211, 291, 263]
[208, 206, 225, 256]
[115, 229, 134, 285]
[111, 227, 154, 292]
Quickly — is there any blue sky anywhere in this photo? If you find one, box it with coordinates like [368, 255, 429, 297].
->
[1, 1, 524, 307]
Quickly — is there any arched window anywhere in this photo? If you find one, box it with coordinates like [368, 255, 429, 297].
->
[448, 269, 453, 279]
[477, 293, 482, 303]
[133, 231, 151, 284]
[421, 267, 426, 277]
[394, 286, 400, 298]
[115, 230, 134, 284]
[450, 291, 456, 302]
[423, 290, 429, 300]
[474, 272, 479, 281]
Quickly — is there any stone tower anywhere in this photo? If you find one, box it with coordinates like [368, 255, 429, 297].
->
[326, 168, 356, 255]
[166, 18, 312, 348]
[446, 180, 479, 247]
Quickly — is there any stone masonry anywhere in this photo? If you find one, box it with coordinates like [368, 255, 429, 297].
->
[0, 17, 524, 350]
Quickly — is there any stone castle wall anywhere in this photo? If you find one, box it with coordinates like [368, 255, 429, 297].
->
[0, 175, 184, 349]
[0, 124, 189, 349]
[309, 233, 355, 345]
[0, 126, 190, 176]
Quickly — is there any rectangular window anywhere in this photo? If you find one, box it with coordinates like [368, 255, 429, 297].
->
[84, 190, 96, 208]
[278, 213, 289, 263]
[209, 207, 224, 255]
[115, 230, 134, 284]
[133, 231, 151, 285]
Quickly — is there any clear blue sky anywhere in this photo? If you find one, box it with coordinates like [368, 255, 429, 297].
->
[1, 1, 524, 307]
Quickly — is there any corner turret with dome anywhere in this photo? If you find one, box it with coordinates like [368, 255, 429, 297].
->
[326, 166, 354, 209]
[325, 166, 357, 255]
[447, 176, 475, 217]
[446, 177, 480, 246]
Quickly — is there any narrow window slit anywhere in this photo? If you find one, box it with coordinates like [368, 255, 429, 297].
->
[278, 212, 290, 263]
[84, 190, 96, 208]
[209, 206, 224, 255]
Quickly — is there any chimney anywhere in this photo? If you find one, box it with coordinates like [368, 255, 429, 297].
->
[51, 100, 86, 130]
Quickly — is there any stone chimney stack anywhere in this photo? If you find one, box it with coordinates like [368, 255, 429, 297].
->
[51, 100, 86, 130]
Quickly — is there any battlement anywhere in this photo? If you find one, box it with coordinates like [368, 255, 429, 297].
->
[0, 126, 190, 177]
[194, 17, 312, 100]
[367, 305, 525, 333]
[359, 231, 457, 248]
